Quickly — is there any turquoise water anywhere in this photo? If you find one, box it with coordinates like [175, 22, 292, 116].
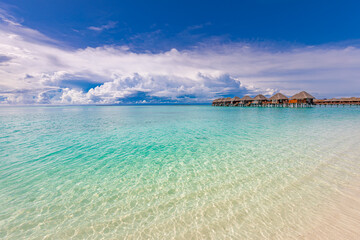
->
[1, 106, 360, 239]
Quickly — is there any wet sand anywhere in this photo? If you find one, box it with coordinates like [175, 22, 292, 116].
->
[303, 182, 360, 239]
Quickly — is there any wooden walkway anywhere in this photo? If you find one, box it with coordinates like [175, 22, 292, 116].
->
[314, 98, 360, 106]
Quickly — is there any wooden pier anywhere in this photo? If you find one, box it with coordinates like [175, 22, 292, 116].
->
[314, 98, 360, 106]
[212, 91, 360, 108]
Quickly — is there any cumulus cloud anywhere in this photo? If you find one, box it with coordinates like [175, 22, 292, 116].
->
[0, 10, 360, 105]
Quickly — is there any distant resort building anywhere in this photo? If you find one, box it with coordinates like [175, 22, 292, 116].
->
[231, 96, 241, 106]
[223, 97, 232, 106]
[252, 94, 267, 106]
[212, 91, 360, 107]
[240, 96, 253, 106]
[269, 93, 288, 106]
[314, 97, 360, 106]
[289, 91, 315, 107]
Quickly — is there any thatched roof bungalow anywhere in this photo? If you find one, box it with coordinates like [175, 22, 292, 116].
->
[212, 98, 221, 106]
[231, 96, 241, 106]
[223, 97, 232, 106]
[241, 95, 253, 102]
[240, 96, 253, 106]
[253, 94, 268, 105]
[290, 91, 315, 104]
[269, 93, 288, 104]
[215, 98, 226, 106]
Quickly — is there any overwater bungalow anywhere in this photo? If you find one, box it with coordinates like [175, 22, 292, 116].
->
[223, 97, 232, 106]
[240, 96, 253, 106]
[212, 98, 221, 106]
[219, 98, 225, 106]
[289, 91, 315, 107]
[211, 91, 357, 107]
[269, 93, 288, 106]
[252, 94, 268, 106]
[231, 96, 241, 106]
[216, 98, 224, 106]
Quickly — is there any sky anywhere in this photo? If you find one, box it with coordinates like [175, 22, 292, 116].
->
[0, 0, 360, 104]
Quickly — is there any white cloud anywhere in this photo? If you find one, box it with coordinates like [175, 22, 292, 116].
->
[0, 7, 22, 26]
[0, 11, 360, 105]
[88, 21, 117, 32]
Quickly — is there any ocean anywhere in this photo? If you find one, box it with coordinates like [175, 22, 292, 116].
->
[1, 105, 360, 239]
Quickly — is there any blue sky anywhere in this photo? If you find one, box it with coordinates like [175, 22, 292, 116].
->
[3, 0, 360, 50]
[0, 0, 360, 104]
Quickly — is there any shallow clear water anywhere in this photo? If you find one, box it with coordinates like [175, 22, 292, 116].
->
[1, 106, 360, 239]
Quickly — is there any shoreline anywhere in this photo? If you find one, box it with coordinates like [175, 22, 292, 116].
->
[301, 179, 360, 239]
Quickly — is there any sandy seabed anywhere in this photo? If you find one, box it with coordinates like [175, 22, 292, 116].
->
[302, 181, 360, 240]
